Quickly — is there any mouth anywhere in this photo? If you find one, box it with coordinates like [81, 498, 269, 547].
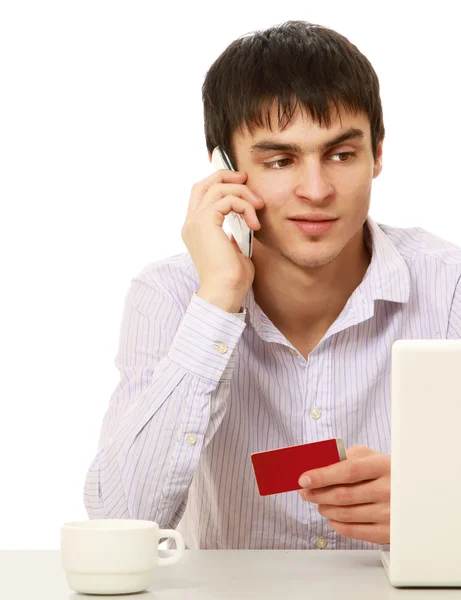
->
[289, 216, 338, 234]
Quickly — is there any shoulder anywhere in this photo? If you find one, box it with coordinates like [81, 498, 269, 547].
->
[128, 252, 200, 314]
[135, 252, 199, 289]
[379, 222, 461, 269]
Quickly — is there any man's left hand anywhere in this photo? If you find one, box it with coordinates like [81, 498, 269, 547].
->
[298, 445, 390, 545]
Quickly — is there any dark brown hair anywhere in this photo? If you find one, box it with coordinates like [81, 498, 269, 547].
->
[202, 20, 385, 168]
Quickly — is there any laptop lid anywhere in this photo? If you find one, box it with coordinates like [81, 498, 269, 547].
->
[387, 340, 461, 587]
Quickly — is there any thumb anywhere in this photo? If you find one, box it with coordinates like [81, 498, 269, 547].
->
[346, 444, 376, 459]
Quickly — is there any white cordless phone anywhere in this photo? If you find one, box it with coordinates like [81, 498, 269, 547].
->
[211, 146, 254, 258]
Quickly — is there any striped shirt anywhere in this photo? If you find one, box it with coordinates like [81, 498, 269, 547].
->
[83, 215, 461, 550]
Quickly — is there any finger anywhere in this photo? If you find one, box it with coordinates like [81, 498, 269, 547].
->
[327, 520, 390, 545]
[191, 170, 247, 203]
[300, 477, 389, 506]
[188, 171, 247, 215]
[190, 176, 263, 216]
[203, 195, 261, 230]
[317, 502, 390, 524]
[199, 183, 264, 214]
[299, 453, 390, 490]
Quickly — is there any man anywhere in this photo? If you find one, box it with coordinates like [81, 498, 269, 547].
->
[84, 20, 461, 550]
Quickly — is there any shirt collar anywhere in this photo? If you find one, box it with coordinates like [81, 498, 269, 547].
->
[358, 215, 410, 305]
[242, 215, 411, 337]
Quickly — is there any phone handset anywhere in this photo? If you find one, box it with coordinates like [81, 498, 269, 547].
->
[211, 146, 254, 258]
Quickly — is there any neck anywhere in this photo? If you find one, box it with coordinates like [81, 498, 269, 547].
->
[251, 224, 371, 335]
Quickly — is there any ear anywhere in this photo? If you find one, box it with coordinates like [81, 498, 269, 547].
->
[208, 151, 212, 163]
[373, 140, 383, 178]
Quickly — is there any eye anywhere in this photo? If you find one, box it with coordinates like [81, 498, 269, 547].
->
[262, 158, 293, 170]
[329, 152, 356, 163]
[263, 152, 357, 171]
[263, 152, 357, 169]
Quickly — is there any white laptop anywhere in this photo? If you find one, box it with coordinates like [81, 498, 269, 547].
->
[382, 340, 461, 587]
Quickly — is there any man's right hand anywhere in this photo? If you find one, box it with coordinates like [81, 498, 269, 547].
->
[181, 169, 264, 313]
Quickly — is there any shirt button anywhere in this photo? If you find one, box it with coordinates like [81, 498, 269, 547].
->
[289, 348, 297, 355]
[316, 537, 328, 549]
[311, 408, 322, 420]
[185, 433, 197, 445]
[216, 342, 228, 354]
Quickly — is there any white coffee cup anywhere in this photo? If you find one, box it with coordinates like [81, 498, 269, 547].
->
[60, 519, 185, 595]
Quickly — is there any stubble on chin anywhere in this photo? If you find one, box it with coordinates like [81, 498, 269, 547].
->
[279, 245, 341, 269]
[255, 225, 342, 269]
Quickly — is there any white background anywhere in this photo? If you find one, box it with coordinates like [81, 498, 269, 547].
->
[1, 1, 459, 549]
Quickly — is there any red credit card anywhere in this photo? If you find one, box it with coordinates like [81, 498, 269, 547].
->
[251, 438, 347, 496]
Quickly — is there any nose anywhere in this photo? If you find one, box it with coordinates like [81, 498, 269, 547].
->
[294, 159, 334, 205]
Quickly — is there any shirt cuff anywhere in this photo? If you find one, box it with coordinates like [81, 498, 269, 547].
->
[168, 292, 247, 382]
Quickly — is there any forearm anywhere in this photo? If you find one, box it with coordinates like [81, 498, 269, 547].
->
[84, 362, 231, 527]
[84, 289, 246, 526]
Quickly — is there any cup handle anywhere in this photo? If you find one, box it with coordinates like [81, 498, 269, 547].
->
[157, 528, 186, 566]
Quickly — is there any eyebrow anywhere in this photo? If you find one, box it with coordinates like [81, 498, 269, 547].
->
[249, 127, 365, 155]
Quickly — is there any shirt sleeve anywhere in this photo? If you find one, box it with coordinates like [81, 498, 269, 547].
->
[447, 274, 461, 339]
[83, 277, 246, 528]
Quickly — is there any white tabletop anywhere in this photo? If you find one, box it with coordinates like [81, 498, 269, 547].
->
[2, 549, 461, 599]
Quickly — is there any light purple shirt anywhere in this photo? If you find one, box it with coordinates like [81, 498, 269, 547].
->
[83, 215, 461, 550]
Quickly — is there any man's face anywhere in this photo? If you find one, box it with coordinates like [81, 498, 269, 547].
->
[231, 104, 383, 269]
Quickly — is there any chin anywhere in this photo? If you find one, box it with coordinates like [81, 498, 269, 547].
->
[257, 218, 364, 268]
[254, 226, 351, 268]
[281, 232, 351, 267]
[280, 248, 340, 269]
